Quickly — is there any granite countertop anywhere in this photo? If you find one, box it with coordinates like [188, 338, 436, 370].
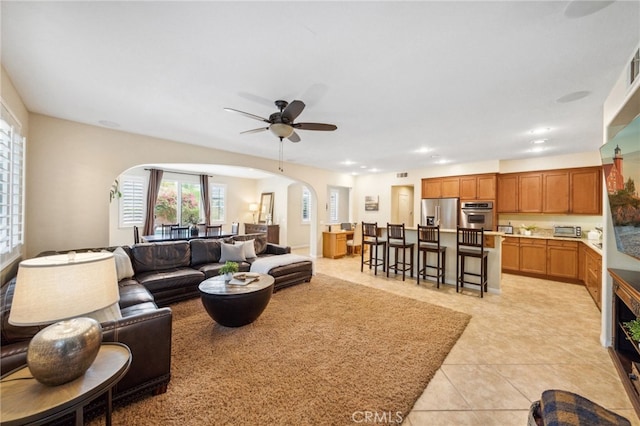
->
[499, 228, 603, 255]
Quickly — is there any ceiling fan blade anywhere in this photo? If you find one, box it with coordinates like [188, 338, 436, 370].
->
[240, 127, 269, 134]
[288, 131, 301, 143]
[281, 100, 305, 123]
[223, 108, 270, 123]
[294, 122, 337, 131]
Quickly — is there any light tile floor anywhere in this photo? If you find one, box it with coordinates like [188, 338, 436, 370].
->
[301, 248, 640, 426]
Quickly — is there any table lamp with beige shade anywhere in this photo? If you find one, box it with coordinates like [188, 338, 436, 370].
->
[8, 251, 120, 386]
[249, 203, 259, 223]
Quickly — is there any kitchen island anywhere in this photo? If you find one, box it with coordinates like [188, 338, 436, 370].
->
[381, 228, 504, 294]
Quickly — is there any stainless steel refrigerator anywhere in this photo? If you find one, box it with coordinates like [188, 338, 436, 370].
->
[420, 198, 460, 229]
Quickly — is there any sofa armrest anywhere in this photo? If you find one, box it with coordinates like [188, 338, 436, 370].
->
[265, 243, 291, 255]
[101, 307, 172, 395]
[0, 340, 28, 376]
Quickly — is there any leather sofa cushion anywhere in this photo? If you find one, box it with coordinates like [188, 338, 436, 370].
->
[135, 268, 205, 293]
[267, 260, 314, 278]
[118, 282, 156, 310]
[132, 241, 192, 273]
[190, 239, 222, 266]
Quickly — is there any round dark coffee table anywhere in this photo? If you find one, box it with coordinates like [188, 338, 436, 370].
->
[198, 274, 275, 327]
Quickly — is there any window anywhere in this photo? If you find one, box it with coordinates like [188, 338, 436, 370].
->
[210, 184, 226, 222]
[329, 188, 339, 222]
[119, 176, 145, 227]
[155, 180, 201, 226]
[0, 103, 25, 265]
[301, 187, 311, 222]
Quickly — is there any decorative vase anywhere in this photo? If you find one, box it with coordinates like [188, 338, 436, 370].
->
[524, 230, 532, 236]
[224, 272, 233, 282]
[190, 225, 199, 236]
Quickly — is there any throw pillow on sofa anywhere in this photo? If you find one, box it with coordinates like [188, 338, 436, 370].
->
[112, 246, 135, 281]
[241, 239, 257, 259]
[220, 242, 247, 263]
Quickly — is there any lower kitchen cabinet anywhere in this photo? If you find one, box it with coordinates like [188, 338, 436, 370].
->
[519, 238, 547, 275]
[502, 237, 520, 272]
[547, 240, 578, 280]
[585, 246, 602, 309]
[323, 232, 347, 259]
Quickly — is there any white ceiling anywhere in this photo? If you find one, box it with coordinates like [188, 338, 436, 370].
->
[2, 1, 639, 176]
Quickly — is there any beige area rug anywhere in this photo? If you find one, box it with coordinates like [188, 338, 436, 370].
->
[104, 274, 470, 425]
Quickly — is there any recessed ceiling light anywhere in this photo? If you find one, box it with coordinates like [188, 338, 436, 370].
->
[431, 154, 441, 158]
[530, 146, 546, 153]
[351, 172, 358, 176]
[369, 168, 379, 173]
[530, 127, 551, 135]
[342, 160, 356, 166]
[435, 159, 448, 164]
[415, 147, 431, 154]
[360, 165, 367, 169]
[531, 139, 547, 144]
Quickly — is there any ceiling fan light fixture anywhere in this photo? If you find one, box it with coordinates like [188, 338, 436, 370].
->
[270, 123, 294, 138]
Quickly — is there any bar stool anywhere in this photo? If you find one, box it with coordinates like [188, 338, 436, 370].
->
[417, 224, 446, 287]
[386, 223, 414, 281]
[456, 227, 488, 298]
[361, 222, 387, 275]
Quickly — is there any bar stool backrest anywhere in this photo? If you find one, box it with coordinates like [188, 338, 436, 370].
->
[457, 227, 485, 252]
[362, 222, 380, 243]
[387, 223, 407, 243]
[418, 224, 440, 245]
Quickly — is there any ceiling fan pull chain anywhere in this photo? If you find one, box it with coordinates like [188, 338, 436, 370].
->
[279, 139, 284, 172]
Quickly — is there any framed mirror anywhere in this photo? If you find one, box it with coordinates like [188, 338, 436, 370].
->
[258, 192, 274, 223]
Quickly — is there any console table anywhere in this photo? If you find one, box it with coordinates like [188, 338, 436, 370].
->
[0, 342, 131, 426]
[244, 223, 279, 244]
[609, 268, 640, 418]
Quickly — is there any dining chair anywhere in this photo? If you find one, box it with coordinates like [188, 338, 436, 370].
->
[231, 222, 239, 235]
[205, 225, 222, 237]
[386, 223, 414, 281]
[346, 222, 362, 255]
[133, 226, 140, 244]
[417, 224, 446, 287]
[170, 225, 190, 239]
[161, 223, 178, 237]
[361, 222, 386, 275]
[456, 226, 488, 297]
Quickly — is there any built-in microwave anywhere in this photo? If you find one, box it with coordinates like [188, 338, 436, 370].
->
[553, 226, 582, 238]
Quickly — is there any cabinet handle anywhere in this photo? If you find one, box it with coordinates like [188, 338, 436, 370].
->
[630, 373, 638, 381]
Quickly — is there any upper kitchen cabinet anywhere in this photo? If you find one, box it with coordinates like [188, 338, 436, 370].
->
[497, 167, 602, 215]
[518, 173, 543, 213]
[422, 177, 459, 198]
[497, 174, 518, 212]
[570, 167, 602, 215]
[423, 174, 495, 200]
[543, 170, 570, 213]
[460, 174, 497, 200]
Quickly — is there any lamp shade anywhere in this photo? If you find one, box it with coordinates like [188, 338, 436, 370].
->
[249, 203, 259, 212]
[9, 252, 120, 326]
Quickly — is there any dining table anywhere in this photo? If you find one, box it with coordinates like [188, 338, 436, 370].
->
[141, 232, 235, 243]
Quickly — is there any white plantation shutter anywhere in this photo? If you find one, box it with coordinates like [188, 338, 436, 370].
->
[210, 184, 226, 222]
[0, 102, 25, 265]
[302, 187, 311, 222]
[119, 177, 145, 227]
[329, 189, 339, 222]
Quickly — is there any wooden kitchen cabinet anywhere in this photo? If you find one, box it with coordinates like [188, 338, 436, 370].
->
[422, 179, 442, 198]
[571, 167, 602, 215]
[578, 243, 586, 283]
[497, 174, 518, 212]
[323, 232, 347, 259]
[547, 240, 578, 280]
[501, 236, 520, 272]
[519, 238, 547, 275]
[543, 170, 570, 213]
[585, 246, 602, 309]
[459, 174, 497, 200]
[518, 173, 543, 213]
[459, 176, 477, 200]
[477, 174, 497, 200]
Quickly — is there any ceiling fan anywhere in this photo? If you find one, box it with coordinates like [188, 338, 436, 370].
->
[224, 99, 337, 143]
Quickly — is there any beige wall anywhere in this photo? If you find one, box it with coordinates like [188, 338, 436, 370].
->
[25, 113, 354, 258]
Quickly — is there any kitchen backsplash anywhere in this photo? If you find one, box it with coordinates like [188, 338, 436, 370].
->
[498, 214, 602, 235]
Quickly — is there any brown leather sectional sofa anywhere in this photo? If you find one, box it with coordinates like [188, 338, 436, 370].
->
[0, 233, 312, 414]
